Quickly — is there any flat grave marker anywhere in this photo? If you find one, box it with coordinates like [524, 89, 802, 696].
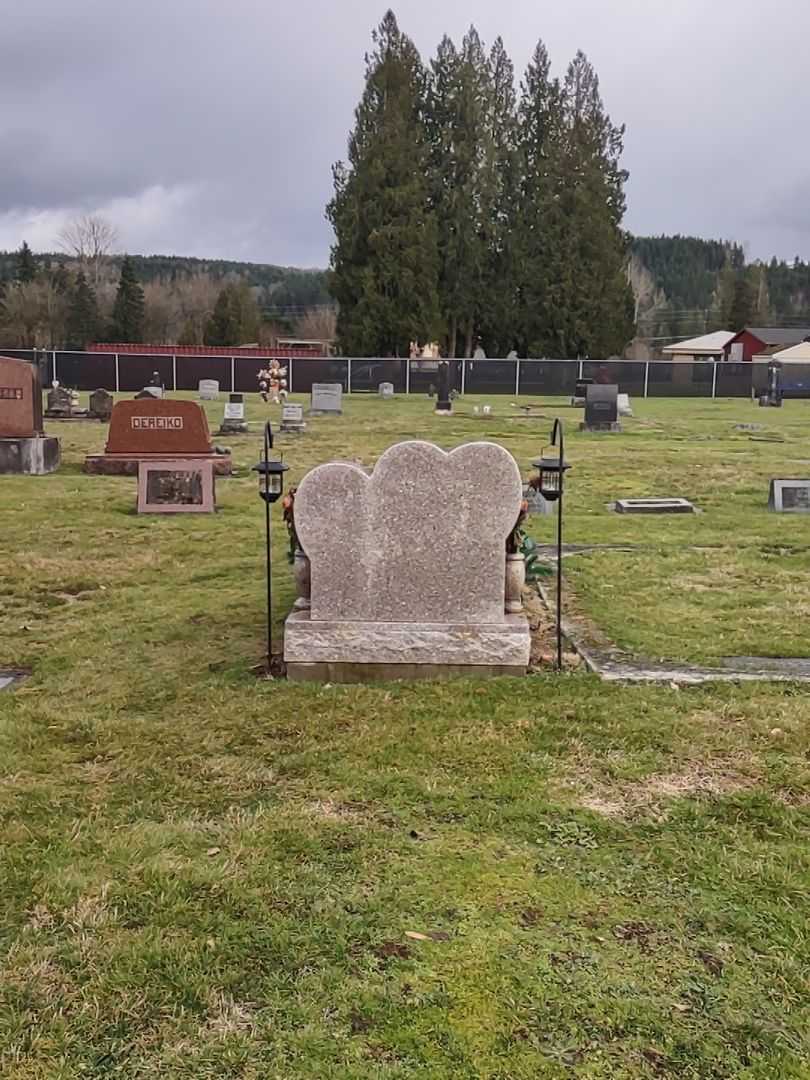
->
[137, 458, 216, 514]
[614, 498, 695, 514]
[769, 479, 810, 513]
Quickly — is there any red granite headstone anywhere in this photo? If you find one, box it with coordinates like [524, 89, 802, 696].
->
[0, 356, 43, 438]
[105, 399, 213, 456]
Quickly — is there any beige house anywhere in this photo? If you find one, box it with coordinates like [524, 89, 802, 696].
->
[753, 341, 810, 363]
[661, 331, 735, 362]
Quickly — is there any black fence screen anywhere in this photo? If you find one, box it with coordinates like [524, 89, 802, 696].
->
[5, 349, 808, 401]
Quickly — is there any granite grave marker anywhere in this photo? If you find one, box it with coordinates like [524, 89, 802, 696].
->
[581, 384, 620, 432]
[284, 440, 530, 681]
[137, 458, 216, 514]
[309, 383, 343, 415]
[0, 355, 60, 474]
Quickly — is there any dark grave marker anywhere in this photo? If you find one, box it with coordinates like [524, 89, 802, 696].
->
[581, 384, 620, 432]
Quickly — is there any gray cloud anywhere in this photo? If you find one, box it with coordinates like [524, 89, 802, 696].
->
[1, 0, 808, 265]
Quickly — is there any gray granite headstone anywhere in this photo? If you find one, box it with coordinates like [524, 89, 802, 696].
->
[309, 383, 342, 415]
[285, 440, 530, 675]
[199, 379, 220, 401]
[281, 403, 306, 433]
[378, 382, 394, 398]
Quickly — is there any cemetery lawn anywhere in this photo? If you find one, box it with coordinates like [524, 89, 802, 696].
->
[1, 391, 809, 1078]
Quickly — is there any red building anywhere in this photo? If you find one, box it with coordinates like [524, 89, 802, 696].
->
[725, 327, 810, 362]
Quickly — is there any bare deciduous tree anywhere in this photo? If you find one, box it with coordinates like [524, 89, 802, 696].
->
[294, 306, 338, 344]
[58, 214, 119, 290]
[0, 279, 69, 348]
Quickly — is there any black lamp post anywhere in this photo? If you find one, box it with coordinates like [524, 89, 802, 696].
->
[532, 419, 571, 671]
[253, 421, 289, 670]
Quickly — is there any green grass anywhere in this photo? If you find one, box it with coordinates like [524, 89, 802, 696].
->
[1, 391, 809, 1078]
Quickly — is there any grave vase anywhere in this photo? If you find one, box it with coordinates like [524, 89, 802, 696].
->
[293, 548, 311, 610]
[504, 552, 525, 614]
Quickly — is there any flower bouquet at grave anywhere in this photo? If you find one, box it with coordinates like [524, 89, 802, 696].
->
[282, 487, 299, 562]
[507, 499, 550, 582]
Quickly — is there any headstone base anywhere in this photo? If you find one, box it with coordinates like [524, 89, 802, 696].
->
[0, 436, 60, 475]
[287, 660, 528, 683]
[280, 422, 306, 434]
[217, 420, 249, 435]
[284, 610, 530, 676]
[579, 421, 622, 433]
[44, 409, 93, 421]
[83, 452, 232, 476]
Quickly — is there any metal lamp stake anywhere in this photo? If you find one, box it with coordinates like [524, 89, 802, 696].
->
[552, 420, 565, 671]
[253, 421, 289, 673]
[532, 419, 570, 672]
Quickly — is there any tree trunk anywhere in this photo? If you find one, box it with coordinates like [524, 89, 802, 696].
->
[448, 316, 457, 360]
[464, 320, 474, 358]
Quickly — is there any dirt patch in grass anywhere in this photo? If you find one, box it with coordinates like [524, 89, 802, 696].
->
[566, 757, 762, 818]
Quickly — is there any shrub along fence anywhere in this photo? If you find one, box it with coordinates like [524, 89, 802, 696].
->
[4, 348, 810, 399]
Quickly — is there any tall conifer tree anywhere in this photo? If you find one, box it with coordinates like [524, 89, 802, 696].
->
[327, 11, 440, 356]
[554, 53, 634, 356]
[15, 241, 37, 284]
[65, 272, 99, 349]
[428, 27, 493, 357]
[109, 256, 145, 341]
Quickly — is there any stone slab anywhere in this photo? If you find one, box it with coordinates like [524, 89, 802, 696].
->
[614, 498, 695, 514]
[284, 611, 531, 667]
[286, 661, 527, 683]
[769, 478, 810, 512]
[84, 452, 231, 476]
[0, 355, 43, 436]
[137, 458, 216, 514]
[579, 420, 622, 432]
[0, 436, 60, 475]
[294, 440, 523, 624]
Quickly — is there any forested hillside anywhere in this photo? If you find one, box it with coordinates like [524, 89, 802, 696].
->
[0, 251, 331, 316]
[631, 235, 810, 344]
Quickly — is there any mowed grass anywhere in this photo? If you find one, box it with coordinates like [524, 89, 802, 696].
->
[1, 391, 809, 1078]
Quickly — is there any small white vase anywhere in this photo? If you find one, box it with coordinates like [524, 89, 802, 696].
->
[505, 552, 525, 614]
[293, 548, 311, 610]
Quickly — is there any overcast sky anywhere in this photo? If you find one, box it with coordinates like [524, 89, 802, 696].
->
[1, 0, 808, 267]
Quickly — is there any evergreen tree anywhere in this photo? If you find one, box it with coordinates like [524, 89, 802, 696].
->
[551, 52, 634, 356]
[109, 255, 145, 341]
[327, 10, 440, 356]
[15, 241, 37, 284]
[204, 281, 260, 345]
[514, 40, 565, 355]
[427, 27, 494, 357]
[726, 274, 756, 332]
[65, 272, 99, 349]
[478, 37, 519, 356]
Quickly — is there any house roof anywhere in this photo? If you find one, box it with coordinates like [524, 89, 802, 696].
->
[772, 342, 810, 362]
[661, 331, 735, 354]
[745, 327, 810, 346]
